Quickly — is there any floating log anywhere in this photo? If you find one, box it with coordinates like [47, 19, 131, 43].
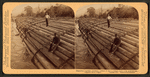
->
[80, 29, 137, 69]
[83, 30, 138, 69]
[22, 37, 56, 69]
[22, 42, 45, 69]
[87, 47, 105, 69]
[80, 28, 117, 69]
[15, 17, 75, 69]
[92, 27, 139, 48]
[78, 18, 139, 69]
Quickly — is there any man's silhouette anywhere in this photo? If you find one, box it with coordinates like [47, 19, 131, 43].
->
[48, 33, 60, 53]
[109, 34, 121, 54]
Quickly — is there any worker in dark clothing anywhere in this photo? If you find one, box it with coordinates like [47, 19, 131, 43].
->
[85, 28, 90, 35]
[109, 34, 121, 54]
[45, 13, 50, 27]
[48, 33, 60, 53]
[83, 28, 91, 42]
[107, 14, 112, 28]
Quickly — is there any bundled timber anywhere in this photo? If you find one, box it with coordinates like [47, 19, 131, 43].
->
[15, 17, 75, 69]
[78, 18, 139, 69]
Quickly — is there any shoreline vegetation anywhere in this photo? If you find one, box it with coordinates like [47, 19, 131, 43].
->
[16, 4, 74, 18]
[79, 4, 138, 20]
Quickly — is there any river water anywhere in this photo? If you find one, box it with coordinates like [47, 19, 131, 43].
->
[11, 22, 37, 69]
[75, 24, 97, 69]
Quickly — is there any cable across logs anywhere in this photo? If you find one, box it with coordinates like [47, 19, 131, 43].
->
[15, 17, 75, 69]
[78, 18, 139, 69]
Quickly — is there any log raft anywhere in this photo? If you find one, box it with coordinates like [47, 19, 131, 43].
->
[15, 17, 75, 69]
[78, 18, 139, 69]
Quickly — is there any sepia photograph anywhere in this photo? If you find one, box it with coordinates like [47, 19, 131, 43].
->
[75, 4, 139, 69]
[11, 3, 75, 69]
[3, 2, 148, 74]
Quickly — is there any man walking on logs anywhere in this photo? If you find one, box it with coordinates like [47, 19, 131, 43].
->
[109, 34, 121, 54]
[107, 14, 112, 28]
[48, 33, 60, 53]
[45, 13, 50, 27]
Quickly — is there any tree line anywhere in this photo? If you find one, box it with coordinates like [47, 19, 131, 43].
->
[80, 5, 138, 19]
[17, 4, 74, 18]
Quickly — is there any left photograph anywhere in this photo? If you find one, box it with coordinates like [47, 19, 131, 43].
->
[11, 3, 75, 69]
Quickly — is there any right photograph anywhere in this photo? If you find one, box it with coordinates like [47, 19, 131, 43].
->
[75, 4, 139, 69]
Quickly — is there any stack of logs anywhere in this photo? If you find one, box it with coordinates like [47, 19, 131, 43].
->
[15, 17, 75, 69]
[78, 18, 139, 69]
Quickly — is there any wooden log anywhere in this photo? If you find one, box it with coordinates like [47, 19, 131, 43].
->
[132, 31, 139, 36]
[132, 55, 139, 64]
[93, 27, 139, 48]
[48, 20, 74, 26]
[115, 22, 139, 27]
[37, 23, 75, 34]
[66, 31, 75, 37]
[29, 30, 74, 52]
[127, 32, 139, 39]
[109, 26, 138, 35]
[54, 50, 74, 67]
[57, 46, 74, 58]
[28, 30, 74, 57]
[29, 29, 74, 53]
[87, 48, 104, 69]
[23, 39, 56, 69]
[78, 21, 138, 68]
[23, 42, 45, 69]
[42, 22, 74, 29]
[91, 31, 139, 62]
[30, 26, 75, 43]
[30, 35, 74, 68]
[17, 24, 74, 68]
[97, 27, 139, 43]
[27, 31, 74, 67]
[87, 34, 126, 68]
[106, 24, 138, 37]
[78, 20, 137, 67]
[110, 23, 138, 29]
[115, 51, 138, 69]
[91, 30, 138, 65]
[79, 28, 114, 69]
[89, 33, 138, 69]
[100, 31, 139, 47]
[79, 29, 117, 69]
[86, 40, 116, 69]
[32, 56, 45, 69]
[26, 33, 73, 68]
[120, 64, 134, 69]
[28, 18, 74, 28]
[30, 26, 75, 44]
[82, 18, 138, 37]
[92, 29, 139, 53]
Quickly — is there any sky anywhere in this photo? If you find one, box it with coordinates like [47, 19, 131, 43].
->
[76, 4, 119, 17]
[11, 3, 55, 16]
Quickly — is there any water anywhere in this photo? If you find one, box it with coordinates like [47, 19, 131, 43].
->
[75, 24, 97, 69]
[11, 22, 37, 69]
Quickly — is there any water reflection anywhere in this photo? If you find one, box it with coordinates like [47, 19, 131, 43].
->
[11, 21, 37, 69]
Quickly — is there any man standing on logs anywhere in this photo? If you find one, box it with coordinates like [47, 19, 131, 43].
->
[109, 34, 121, 54]
[45, 13, 50, 27]
[107, 14, 112, 28]
[48, 33, 60, 53]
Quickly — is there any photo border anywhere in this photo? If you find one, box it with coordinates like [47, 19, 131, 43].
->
[1, 1, 149, 76]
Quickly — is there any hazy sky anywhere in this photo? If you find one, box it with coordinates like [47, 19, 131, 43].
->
[12, 3, 55, 16]
[76, 4, 119, 17]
